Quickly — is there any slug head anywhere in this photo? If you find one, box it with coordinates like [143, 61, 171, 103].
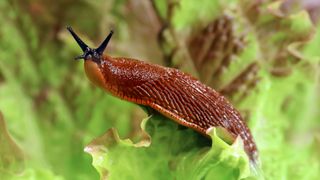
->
[67, 26, 113, 88]
[67, 26, 113, 64]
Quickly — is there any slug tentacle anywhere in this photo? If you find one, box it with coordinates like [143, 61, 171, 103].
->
[96, 30, 114, 55]
[67, 26, 89, 52]
[67, 27, 113, 63]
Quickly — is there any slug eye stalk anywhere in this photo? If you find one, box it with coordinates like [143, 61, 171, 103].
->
[67, 26, 113, 62]
[67, 26, 88, 52]
[96, 30, 113, 55]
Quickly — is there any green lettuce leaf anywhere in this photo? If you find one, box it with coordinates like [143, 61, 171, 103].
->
[85, 114, 258, 180]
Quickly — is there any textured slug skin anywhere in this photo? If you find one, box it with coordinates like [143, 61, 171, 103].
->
[84, 55, 258, 163]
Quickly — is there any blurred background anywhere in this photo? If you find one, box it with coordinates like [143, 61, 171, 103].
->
[0, 0, 319, 179]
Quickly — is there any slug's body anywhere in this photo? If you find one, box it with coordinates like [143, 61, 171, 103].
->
[67, 27, 258, 164]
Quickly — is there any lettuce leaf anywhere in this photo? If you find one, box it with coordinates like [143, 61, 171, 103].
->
[85, 114, 257, 180]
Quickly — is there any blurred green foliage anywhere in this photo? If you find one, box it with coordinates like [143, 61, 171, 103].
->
[0, 0, 319, 179]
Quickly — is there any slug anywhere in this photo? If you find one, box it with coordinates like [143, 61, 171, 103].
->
[67, 27, 258, 164]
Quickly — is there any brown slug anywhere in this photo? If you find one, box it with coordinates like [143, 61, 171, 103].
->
[67, 26, 258, 164]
